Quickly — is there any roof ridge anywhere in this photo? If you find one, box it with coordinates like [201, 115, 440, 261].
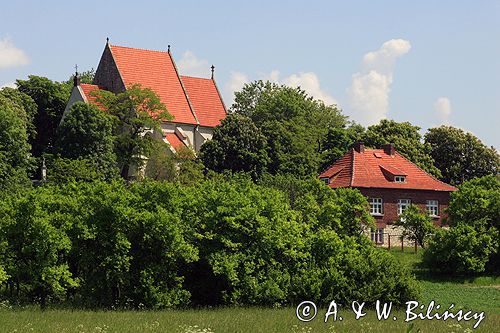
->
[109, 44, 169, 54]
[180, 74, 211, 80]
[349, 148, 355, 186]
[211, 76, 228, 115]
[394, 151, 457, 191]
[169, 52, 200, 125]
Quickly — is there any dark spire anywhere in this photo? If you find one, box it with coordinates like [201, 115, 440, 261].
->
[211, 65, 215, 79]
[168, 44, 171, 53]
[73, 64, 80, 87]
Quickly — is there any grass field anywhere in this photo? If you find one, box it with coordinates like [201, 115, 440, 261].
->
[0, 247, 499, 333]
[0, 307, 498, 333]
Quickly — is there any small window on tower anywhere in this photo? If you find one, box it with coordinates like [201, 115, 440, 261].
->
[394, 175, 406, 183]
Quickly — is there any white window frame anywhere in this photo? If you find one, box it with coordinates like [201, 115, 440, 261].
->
[371, 228, 384, 244]
[368, 197, 383, 215]
[394, 175, 406, 183]
[426, 200, 439, 217]
[398, 199, 411, 215]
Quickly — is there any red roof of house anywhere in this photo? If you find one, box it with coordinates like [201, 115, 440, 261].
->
[165, 132, 186, 151]
[109, 44, 198, 125]
[80, 84, 105, 110]
[181, 76, 226, 127]
[319, 147, 457, 191]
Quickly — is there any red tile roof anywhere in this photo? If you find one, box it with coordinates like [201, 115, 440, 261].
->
[181, 76, 227, 127]
[80, 84, 105, 110]
[165, 132, 186, 151]
[319, 147, 457, 191]
[109, 44, 198, 125]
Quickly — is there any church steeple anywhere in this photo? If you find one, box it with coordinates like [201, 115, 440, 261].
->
[73, 64, 80, 87]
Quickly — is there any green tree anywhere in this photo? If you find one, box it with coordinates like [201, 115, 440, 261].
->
[0, 188, 78, 308]
[364, 119, 441, 178]
[447, 175, 500, 231]
[232, 81, 346, 176]
[144, 141, 177, 181]
[423, 176, 500, 274]
[54, 101, 118, 180]
[16, 76, 71, 157]
[395, 204, 436, 248]
[64, 68, 96, 87]
[425, 126, 499, 185]
[0, 87, 37, 141]
[200, 113, 269, 178]
[95, 84, 172, 178]
[320, 123, 366, 171]
[175, 146, 205, 186]
[0, 96, 33, 190]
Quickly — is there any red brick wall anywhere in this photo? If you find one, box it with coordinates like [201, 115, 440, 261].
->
[357, 188, 452, 228]
[93, 45, 126, 94]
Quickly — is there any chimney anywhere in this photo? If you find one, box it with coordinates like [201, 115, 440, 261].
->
[353, 142, 365, 153]
[382, 143, 395, 156]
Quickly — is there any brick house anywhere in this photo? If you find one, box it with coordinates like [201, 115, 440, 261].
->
[319, 142, 457, 245]
[64, 40, 227, 160]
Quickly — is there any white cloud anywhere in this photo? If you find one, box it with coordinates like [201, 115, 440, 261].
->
[280, 71, 337, 105]
[224, 69, 337, 107]
[0, 37, 29, 69]
[0, 82, 16, 89]
[177, 50, 210, 77]
[347, 39, 411, 126]
[225, 71, 249, 106]
[434, 97, 452, 125]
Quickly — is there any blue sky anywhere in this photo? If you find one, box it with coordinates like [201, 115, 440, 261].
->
[1, 1, 499, 147]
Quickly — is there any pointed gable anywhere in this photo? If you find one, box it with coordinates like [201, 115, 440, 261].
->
[108, 45, 198, 125]
[181, 76, 227, 127]
[320, 146, 457, 191]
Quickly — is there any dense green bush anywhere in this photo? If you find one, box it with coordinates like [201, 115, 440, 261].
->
[423, 224, 498, 274]
[423, 175, 500, 274]
[0, 176, 419, 308]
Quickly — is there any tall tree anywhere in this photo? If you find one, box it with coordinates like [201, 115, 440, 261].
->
[364, 119, 441, 178]
[200, 113, 269, 179]
[95, 84, 172, 178]
[0, 87, 37, 141]
[0, 96, 33, 190]
[53, 101, 118, 181]
[320, 123, 366, 171]
[16, 76, 71, 157]
[232, 80, 346, 176]
[424, 126, 499, 185]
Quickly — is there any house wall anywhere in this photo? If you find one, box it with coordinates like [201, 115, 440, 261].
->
[160, 122, 214, 154]
[357, 187, 451, 227]
[195, 126, 214, 152]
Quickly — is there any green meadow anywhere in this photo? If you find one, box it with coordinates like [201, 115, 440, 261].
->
[0, 248, 499, 333]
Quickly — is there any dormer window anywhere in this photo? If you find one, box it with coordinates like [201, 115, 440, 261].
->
[394, 175, 406, 183]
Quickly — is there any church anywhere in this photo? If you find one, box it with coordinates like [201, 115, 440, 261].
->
[64, 40, 227, 157]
